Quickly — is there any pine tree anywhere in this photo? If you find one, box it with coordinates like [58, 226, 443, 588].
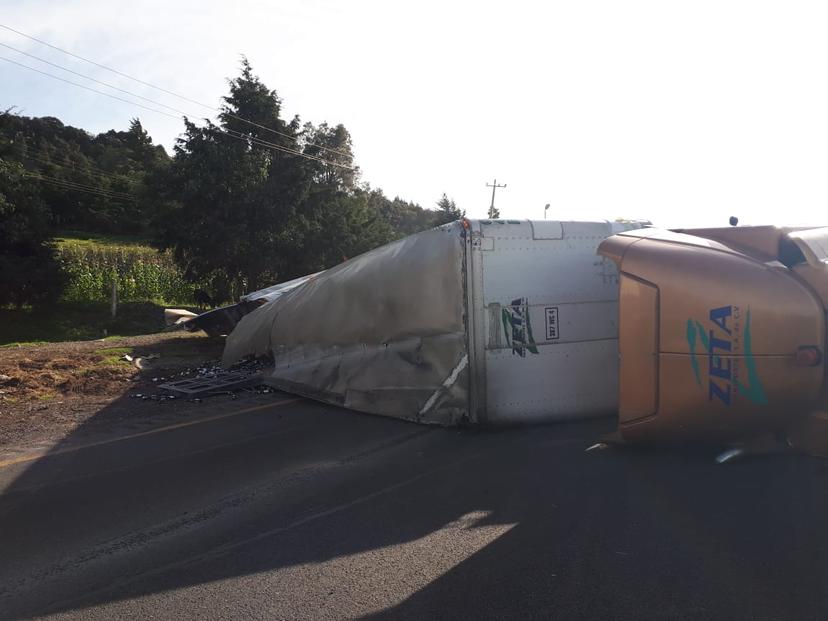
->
[434, 193, 464, 226]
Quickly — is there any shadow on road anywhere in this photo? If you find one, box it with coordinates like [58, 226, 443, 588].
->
[1, 378, 828, 619]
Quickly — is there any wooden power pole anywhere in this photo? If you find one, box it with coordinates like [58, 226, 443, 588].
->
[486, 178, 506, 219]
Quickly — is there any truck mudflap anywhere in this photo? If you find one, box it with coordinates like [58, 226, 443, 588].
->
[598, 225, 828, 452]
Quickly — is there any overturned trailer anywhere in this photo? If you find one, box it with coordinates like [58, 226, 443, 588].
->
[217, 218, 828, 458]
[223, 219, 646, 425]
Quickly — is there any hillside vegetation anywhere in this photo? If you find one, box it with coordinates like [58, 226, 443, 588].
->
[1, 58, 463, 315]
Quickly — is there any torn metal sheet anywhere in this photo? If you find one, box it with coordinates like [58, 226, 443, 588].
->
[164, 308, 198, 326]
[224, 222, 469, 424]
[177, 302, 256, 337]
[168, 274, 323, 337]
[223, 219, 648, 425]
[240, 272, 323, 304]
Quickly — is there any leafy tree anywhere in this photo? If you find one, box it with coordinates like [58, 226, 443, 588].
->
[0, 111, 169, 234]
[368, 188, 438, 238]
[488, 205, 500, 219]
[156, 59, 459, 299]
[0, 160, 66, 307]
[433, 193, 464, 226]
[301, 122, 358, 191]
[124, 118, 161, 168]
[284, 188, 394, 276]
[156, 59, 313, 300]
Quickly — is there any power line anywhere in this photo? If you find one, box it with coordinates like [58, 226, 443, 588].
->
[217, 127, 351, 167]
[28, 178, 134, 202]
[26, 173, 135, 199]
[0, 41, 194, 118]
[0, 54, 354, 169]
[10, 162, 137, 199]
[0, 23, 353, 159]
[2, 154, 134, 194]
[24, 172, 136, 202]
[17, 150, 140, 185]
[0, 23, 210, 109]
[0, 55, 182, 119]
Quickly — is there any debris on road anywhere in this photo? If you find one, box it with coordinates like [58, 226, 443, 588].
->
[157, 371, 257, 398]
[143, 356, 272, 402]
[122, 353, 160, 370]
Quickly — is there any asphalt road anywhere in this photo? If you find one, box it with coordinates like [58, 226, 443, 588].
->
[1, 393, 827, 620]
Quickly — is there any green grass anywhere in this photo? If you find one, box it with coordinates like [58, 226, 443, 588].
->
[95, 346, 133, 355]
[95, 346, 134, 366]
[0, 301, 172, 347]
[55, 230, 153, 247]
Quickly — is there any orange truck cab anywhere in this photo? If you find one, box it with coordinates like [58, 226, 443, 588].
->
[598, 225, 828, 457]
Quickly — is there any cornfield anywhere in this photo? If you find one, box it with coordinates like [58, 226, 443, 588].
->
[56, 238, 197, 305]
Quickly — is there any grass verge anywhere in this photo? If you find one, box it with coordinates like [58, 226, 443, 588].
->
[0, 301, 175, 347]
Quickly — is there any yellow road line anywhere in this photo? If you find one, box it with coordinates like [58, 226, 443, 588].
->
[0, 397, 302, 469]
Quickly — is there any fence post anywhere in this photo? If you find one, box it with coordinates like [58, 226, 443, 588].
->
[111, 280, 118, 318]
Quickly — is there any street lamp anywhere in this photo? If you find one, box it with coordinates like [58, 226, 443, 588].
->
[544, 203, 550, 219]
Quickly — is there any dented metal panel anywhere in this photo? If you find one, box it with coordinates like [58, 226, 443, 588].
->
[224, 222, 469, 424]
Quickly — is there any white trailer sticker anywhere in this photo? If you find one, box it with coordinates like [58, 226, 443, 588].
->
[545, 307, 560, 340]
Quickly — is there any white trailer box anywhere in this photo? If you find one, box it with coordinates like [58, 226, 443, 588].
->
[223, 219, 646, 425]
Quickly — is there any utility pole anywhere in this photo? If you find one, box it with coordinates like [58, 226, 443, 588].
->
[486, 178, 506, 219]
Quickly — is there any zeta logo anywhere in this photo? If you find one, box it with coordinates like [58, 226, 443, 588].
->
[502, 297, 539, 357]
[685, 305, 767, 406]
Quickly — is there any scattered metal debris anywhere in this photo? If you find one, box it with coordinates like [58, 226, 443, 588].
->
[157, 372, 258, 397]
[164, 308, 199, 327]
[715, 448, 745, 465]
[122, 352, 160, 370]
[155, 358, 269, 399]
[127, 356, 272, 404]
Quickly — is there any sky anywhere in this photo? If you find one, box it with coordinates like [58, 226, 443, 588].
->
[1, 0, 827, 228]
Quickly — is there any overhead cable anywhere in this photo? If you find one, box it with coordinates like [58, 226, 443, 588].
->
[0, 55, 182, 119]
[0, 41, 193, 117]
[0, 54, 353, 169]
[0, 23, 353, 158]
[25, 172, 135, 199]
[24, 172, 136, 202]
[18, 150, 140, 185]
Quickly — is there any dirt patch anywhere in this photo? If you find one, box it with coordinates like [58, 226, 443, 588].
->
[2, 353, 129, 401]
[0, 332, 226, 450]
